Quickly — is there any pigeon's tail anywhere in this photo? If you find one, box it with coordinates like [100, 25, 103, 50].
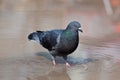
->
[36, 30, 43, 34]
[36, 30, 44, 41]
[28, 30, 44, 43]
[36, 31, 45, 44]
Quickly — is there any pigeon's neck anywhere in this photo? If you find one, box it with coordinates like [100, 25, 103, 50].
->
[63, 29, 78, 40]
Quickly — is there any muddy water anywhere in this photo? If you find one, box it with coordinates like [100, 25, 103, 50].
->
[67, 37, 120, 80]
[0, 1, 120, 80]
[0, 12, 120, 80]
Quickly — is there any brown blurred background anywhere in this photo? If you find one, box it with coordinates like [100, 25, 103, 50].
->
[0, 0, 120, 57]
[0, 0, 120, 80]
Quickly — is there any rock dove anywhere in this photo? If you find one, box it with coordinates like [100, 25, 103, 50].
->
[28, 21, 83, 66]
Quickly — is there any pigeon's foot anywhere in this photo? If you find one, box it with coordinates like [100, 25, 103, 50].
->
[52, 60, 56, 66]
[65, 62, 71, 67]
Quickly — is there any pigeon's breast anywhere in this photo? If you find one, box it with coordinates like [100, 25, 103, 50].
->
[56, 31, 79, 55]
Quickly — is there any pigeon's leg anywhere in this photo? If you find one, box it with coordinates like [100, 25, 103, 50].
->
[63, 56, 70, 67]
[51, 55, 56, 66]
[49, 51, 56, 66]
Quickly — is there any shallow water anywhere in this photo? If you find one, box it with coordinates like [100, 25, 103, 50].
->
[0, 1, 120, 79]
[0, 30, 120, 80]
[0, 21, 120, 80]
[67, 37, 120, 80]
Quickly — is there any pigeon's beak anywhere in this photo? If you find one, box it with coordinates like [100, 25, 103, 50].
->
[78, 27, 83, 32]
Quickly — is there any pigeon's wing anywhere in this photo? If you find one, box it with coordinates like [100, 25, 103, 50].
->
[37, 30, 63, 51]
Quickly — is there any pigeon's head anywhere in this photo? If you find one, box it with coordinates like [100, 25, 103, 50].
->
[28, 32, 40, 43]
[67, 21, 83, 32]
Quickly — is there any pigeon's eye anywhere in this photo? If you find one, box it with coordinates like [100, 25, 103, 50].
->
[74, 24, 78, 28]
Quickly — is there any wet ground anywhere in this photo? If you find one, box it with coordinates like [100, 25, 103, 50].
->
[0, 12, 120, 80]
[0, 0, 120, 80]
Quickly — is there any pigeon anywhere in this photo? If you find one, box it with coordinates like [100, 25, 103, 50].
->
[28, 21, 83, 66]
